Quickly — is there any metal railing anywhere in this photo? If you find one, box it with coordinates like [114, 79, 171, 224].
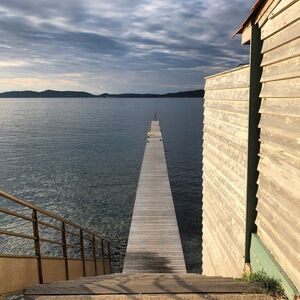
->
[0, 189, 112, 285]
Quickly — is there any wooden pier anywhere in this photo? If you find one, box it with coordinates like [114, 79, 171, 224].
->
[23, 121, 268, 299]
[123, 121, 186, 273]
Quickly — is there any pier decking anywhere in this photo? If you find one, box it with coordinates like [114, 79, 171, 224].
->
[23, 120, 269, 300]
[123, 121, 186, 273]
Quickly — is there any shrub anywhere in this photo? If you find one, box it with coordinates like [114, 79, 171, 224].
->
[242, 270, 286, 298]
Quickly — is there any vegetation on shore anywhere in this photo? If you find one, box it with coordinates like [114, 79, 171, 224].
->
[241, 271, 286, 298]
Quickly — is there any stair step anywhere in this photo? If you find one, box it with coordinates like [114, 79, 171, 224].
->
[25, 273, 264, 299]
[24, 295, 274, 300]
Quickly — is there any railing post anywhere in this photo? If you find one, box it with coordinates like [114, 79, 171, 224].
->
[32, 209, 43, 284]
[80, 229, 86, 277]
[108, 241, 112, 274]
[92, 235, 97, 275]
[101, 238, 106, 275]
[61, 222, 69, 280]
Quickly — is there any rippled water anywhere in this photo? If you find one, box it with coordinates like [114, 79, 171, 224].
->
[0, 98, 203, 272]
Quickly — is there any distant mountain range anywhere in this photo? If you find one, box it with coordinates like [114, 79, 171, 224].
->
[0, 89, 204, 98]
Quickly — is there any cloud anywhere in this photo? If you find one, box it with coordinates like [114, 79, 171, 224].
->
[0, 0, 253, 93]
[0, 60, 28, 67]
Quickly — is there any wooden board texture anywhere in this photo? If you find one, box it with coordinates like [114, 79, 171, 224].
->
[257, 0, 300, 291]
[122, 121, 186, 274]
[24, 273, 265, 298]
[202, 66, 250, 277]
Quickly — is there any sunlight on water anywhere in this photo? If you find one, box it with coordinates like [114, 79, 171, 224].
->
[0, 98, 203, 272]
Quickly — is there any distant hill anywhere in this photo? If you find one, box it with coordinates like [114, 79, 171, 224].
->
[0, 90, 95, 98]
[102, 90, 204, 98]
[0, 89, 204, 98]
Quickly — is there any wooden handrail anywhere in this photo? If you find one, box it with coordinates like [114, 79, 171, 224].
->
[39, 237, 65, 246]
[0, 229, 37, 240]
[0, 207, 35, 222]
[0, 189, 108, 242]
[38, 220, 62, 232]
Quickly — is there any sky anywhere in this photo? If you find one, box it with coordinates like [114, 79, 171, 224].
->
[0, 0, 253, 94]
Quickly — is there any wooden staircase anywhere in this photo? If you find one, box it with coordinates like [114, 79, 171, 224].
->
[24, 273, 273, 299]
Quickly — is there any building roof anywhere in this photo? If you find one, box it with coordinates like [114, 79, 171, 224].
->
[234, 0, 266, 35]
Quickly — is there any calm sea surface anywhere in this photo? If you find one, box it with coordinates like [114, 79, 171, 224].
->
[0, 98, 203, 272]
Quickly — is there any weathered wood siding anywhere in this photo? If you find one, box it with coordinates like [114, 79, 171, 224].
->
[255, 0, 300, 290]
[202, 65, 250, 277]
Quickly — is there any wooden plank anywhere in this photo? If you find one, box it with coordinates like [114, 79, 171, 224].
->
[204, 108, 248, 128]
[257, 190, 300, 242]
[203, 133, 248, 166]
[261, 56, 300, 82]
[259, 129, 300, 158]
[260, 77, 300, 98]
[257, 154, 299, 200]
[261, 0, 300, 39]
[261, 37, 300, 66]
[260, 98, 300, 118]
[269, 0, 299, 19]
[205, 67, 250, 90]
[260, 142, 300, 178]
[41, 259, 66, 284]
[262, 19, 300, 53]
[255, 0, 279, 27]
[25, 274, 262, 295]
[242, 23, 252, 45]
[0, 257, 39, 295]
[257, 174, 300, 211]
[203, 140, 247, 178]
[204, 88, 249, 101]
[69, 275, 238, 283]
[259, 111, 300, 134]
[202, 194, 245, 277]
[204, 118, 248, 145]
[205, 65, 249, 80]
[259, 131, 300, 165]
[203, 170, 246, 227]
[203, 150, 247, 194]
[256, 215, 300, 269]
[23, 294, 275, 300]
[203, 220, 244, 276]
[203, 182, 245, 234]
[203, 184, 246, 245]
[256, 200, 300, 247]
[204, 124, 247, 153]
[122, 121, 186, 274]
[204, 99, 248, 115]
[203, 179, 245, 232]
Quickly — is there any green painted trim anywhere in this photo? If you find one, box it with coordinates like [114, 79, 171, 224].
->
[250, 233, 299, 300]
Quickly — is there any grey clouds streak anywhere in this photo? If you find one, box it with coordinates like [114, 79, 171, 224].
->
[0, 0, 252, 93]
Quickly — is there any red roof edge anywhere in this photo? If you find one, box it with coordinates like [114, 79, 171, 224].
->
[232, 0, 266, 37]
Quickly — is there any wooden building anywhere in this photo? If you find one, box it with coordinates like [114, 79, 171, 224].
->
[203, 65, 250, 277]
[202, 1, 300, 299]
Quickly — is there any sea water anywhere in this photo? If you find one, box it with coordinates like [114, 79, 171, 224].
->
[0, 97, 203, 272]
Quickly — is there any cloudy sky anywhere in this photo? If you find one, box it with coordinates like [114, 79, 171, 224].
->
[0, 0, 252, 94]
